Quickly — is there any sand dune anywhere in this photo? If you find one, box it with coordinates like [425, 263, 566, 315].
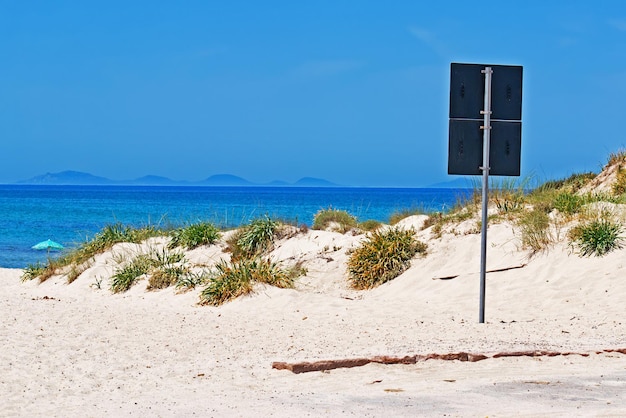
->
[2, 195, 626, 417]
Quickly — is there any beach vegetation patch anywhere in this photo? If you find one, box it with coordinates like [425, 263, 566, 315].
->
[21, 262, 46, 282]
[199, 258, 293, 306]
[569, 217, 624, 257]
[227, 216, 280, 260]
[21, 258, 65, 283]
[422, 207, 475, 238]
[79, 223, 162, 257]
[284, 260, 308, 280]
[347, 227, 427, 289]
[517, 209, 553, 254]
[613, 165, 626, 196]
[313, 207, 357, 233]
[67, 263, 90, 284]
[533, 172, 596, 194]
[111, 248, 188, 292]
[175, 270, 211, 292]
[111, 254, 153, 293]
[42, 223, 167, 282]
[168, 222, 221, 250]
[607, 150, 626, 166]
[553, 192, 583, 215]
[358, 219, 383, 231]
[148, 265, 190, 290]
[389, 208, 428, 225]
[489, 177, 528, 215]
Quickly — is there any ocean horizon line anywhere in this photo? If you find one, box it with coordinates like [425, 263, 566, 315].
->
[11, 169, 476, 189]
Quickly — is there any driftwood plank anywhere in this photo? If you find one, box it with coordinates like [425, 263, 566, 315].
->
[272, 348, 625, 374]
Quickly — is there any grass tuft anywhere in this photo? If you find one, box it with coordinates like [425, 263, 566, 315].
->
[517, 209, 552, 254]
[312, 207, 357, 233]
[227, 216, 280, 260]
[553, 192, 583, 215]
[347, 227, 427, 289]
[21, 262, 46, 282]
[569, 217, 624, 257]
[110, 254, 153, 293]
[168, 222, 221, 250]
[358, 219, 383, 231]
[111, 248, 188, 293]
[199, 258, 294, 306]
[175, 271, 211, 292]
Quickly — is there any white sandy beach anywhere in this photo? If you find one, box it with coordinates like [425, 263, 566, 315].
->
[2, 200, 626, 417]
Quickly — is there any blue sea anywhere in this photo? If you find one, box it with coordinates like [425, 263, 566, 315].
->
[0, 185, 471, 269]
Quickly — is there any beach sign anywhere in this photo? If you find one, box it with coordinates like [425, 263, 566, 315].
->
[448, 63, 522, 176]
[447, 62, 523, 323]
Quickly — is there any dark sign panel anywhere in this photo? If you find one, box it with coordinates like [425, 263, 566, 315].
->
[448, 120, 521, 176]
[448, 63, 523, 176]
[449, 63, 523, 121]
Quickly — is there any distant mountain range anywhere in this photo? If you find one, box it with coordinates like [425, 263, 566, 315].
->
[17, 170, 340, 187]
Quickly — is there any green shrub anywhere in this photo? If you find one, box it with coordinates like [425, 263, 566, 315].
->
[613, 168, 626, 196]
[422, 212, 443, 231]
[175, 271, 211, 292]
[148, 265, 190, 290]
[358, 219, 383, 231]
[347, 227, 427, 289]
[80, 223, 160, 256]
[227, 216, 280, 260]
[553, 192, 583, 215]
[21, 259, 64, 283]
[517, 209, 552, 253]
[111, 249, 188, 293]
[569, 219, 624, 257]
[490, 178, 526, 214]
[312, 207, 357, 233]
[239, 216, 279, 254]
[169, 222, 221, 250]
[21, 262, 46, 282]
[199, 258, 293, 306]
[110, 254, 153, 293]
[56, 223, 164, 277]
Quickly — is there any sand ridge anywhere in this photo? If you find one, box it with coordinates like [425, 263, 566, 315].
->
[2, 202, 626, 416]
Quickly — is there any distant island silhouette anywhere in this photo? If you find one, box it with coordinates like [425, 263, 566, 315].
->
[16, 170, 341, 187]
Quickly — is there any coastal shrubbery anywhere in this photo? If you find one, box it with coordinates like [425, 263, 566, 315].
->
[21, 262, 47, 282]
[358, 219, 383, 231]
[517, 208, 553, 254]
[21, 223, 165, 283]
[199, 258, 294, 306]
[569, 214, 624, 257]
[199, 215, 302, 305]
[110, 248, 188, 293]
[229, 216, 279, 259]
[169, 222, 221, 250]
[347, 227, 427, 289]
[20, 150, 626, 305]
[532, 172, 596, 194]
[610, 151, 626, 196]
[312, 207, 357, 233]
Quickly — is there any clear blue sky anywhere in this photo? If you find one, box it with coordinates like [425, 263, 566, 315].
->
[1, 1, 625, 187]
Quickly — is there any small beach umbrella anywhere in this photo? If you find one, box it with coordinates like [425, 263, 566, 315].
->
[31, 239, 64, 251]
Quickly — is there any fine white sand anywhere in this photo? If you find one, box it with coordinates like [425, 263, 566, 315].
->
[2, 210, 626, 417]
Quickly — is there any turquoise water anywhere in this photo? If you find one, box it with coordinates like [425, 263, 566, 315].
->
[0, 185, 471, 268]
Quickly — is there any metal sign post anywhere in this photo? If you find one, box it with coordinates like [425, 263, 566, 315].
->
[479, 67, 492, 324]
[448, 62, 523, 323]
